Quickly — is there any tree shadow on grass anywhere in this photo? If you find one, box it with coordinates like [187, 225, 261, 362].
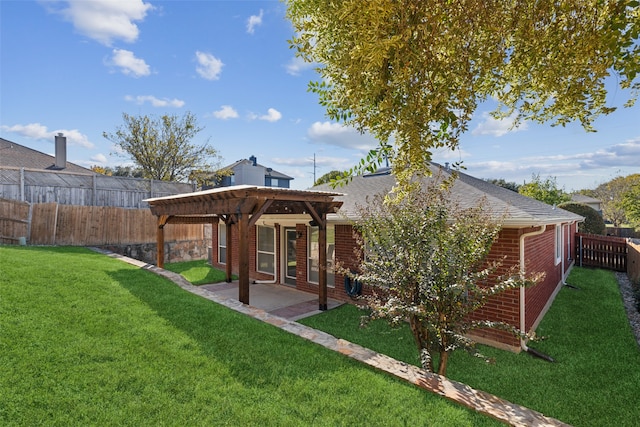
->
[107, 268, 350, 387]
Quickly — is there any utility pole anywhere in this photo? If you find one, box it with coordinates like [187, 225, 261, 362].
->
[313, 153, 316, 184]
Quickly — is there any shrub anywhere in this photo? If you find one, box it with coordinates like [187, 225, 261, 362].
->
[558, 202, 606, 235]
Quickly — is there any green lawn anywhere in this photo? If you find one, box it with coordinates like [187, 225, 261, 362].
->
[0, 246, 497, 426]
[164, 259, 235, 285]
[300, 267, 640, 427]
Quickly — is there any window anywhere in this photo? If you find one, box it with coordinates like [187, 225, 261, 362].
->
[307, 225, 335, 286]
[555, 225, 562, 265]
[218, 223, 226, 264]
[257, 225, 275, 274]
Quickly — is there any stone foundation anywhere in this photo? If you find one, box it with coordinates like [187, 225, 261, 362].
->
[96, 239, 208, 266]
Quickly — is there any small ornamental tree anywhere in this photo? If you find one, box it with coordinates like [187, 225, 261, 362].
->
[349, 176, 541, 376]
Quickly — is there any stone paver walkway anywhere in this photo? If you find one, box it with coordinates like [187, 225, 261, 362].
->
[91, 248, 570, 427]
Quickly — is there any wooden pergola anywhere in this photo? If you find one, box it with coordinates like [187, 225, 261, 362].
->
[146, 185, 343, 310]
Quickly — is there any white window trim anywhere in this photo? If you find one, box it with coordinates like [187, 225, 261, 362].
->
[218, 223, 226, 265]
[555, 224, 562, 266]
[307, 225, 335, 287]
[257, 225, 276, 275]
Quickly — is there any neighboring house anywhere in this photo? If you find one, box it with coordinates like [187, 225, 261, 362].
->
[216, 155, 293, 188]
[571, 194, 603, 215]
[201, 164, 583, 351]
[0, 135, 193, 207]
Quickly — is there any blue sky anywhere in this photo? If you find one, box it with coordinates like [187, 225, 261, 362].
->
[1, 1, 638, 192]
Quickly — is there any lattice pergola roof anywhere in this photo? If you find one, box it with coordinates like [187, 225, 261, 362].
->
[146, 185, 343, 308]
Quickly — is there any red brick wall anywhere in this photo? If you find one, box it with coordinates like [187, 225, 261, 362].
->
[469, 228, 522, 348]
[209, 222, 274, 282]
[207, 219, 574, 350]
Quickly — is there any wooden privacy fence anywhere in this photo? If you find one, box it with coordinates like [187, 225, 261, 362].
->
[629, 240, 640, 283]
[576, 233, 628, 272]
[0, 198, 203, 246]
[0, 167, 194, 209]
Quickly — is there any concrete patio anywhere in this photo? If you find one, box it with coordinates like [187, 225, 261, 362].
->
[200, 281, 343, 321]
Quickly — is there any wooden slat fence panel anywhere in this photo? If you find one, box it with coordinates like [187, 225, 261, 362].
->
[1, 198, 204, 250]
[0, 198, 29, 243]
[628, 240, 640, 283]
[30, 203, 58, 245]
[576, 233, 628, 272]
[1, 167, 194, 208]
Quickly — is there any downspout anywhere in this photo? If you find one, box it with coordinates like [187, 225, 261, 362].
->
[519, 225, 546, 352]
[562, 221, 577, 285]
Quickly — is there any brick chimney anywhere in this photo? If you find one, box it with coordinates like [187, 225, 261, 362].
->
[54, 133, 66, 169]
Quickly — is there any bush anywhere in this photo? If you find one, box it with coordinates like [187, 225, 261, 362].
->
[558, 202, 606, 235]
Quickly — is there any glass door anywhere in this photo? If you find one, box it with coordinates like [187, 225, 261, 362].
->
[284, 228, 297, 286]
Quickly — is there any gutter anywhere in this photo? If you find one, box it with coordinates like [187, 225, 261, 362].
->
[519, 225, 546, 352]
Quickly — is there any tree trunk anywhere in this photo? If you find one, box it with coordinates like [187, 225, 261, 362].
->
[437, 350, 449, 376]
[409, 315, 433, 372]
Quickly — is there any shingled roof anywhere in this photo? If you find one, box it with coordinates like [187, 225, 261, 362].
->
[0, 137, 92, 174]
[312, 164, 583, 228]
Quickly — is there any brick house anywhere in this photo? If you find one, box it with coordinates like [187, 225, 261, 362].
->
[205, 164, 583, 351]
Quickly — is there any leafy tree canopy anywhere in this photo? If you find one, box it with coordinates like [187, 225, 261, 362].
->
[558, 202, 606, 235]
[104, 112, 222, 182]
[622, 181, 640, 230]
[349, 174, 540, 376]
[314, 170, 345, 186]
[518, 174, 571, 206]
[287, 0, 640, 187]
[90, 165, 144, 178]
[583, 173, 640, 226]
[485, 178, 520, 192]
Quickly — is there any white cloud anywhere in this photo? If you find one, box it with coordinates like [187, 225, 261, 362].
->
[195, 51, 223, 80]
[108, 49, 150, 77]
[124, 95, 185, 107]
[213, 105, 239, 120]
[472, 111, 528, 137]
[52, 0, 153, 46]
[91, 153, 108, 164]
[249, 108, 282, 122]
[247, 9, 263, 34]
[307, 121, 378, 151]
[463, 136, 640, 191]
[285, 56, 315, 76]
[259, 108, 282, 122]
[1, 123, 94, 148]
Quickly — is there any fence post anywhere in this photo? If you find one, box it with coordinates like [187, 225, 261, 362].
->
[20, 168, 25, 201]
[579, 235, 583, 267]
[92, 174, 97, 206]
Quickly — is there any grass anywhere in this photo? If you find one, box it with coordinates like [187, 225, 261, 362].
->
[0, 246, 498, 426]
[300, 267, 640, 426]
[164, 259, 235, 285]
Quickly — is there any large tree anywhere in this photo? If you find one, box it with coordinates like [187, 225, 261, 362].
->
[583, 174, 640, 226]
[104, 112, 222, 182]
[518, 174, 571, 206]
[349, 176, 540, 376]
[622, 180, 640, 230]
[287, 1, 640, 185]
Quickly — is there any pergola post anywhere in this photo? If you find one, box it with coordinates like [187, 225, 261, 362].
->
[237, 212, 250, 305]
[225, 217, 233, 283]
[156, 215, 169, 268]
